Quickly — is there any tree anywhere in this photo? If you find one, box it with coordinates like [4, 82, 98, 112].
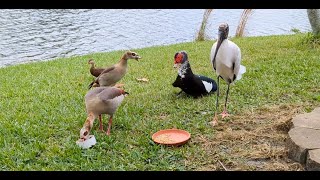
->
[307, 9, 320, 36]
[195, 9, 213, 41]
[235, 9, 254, 37]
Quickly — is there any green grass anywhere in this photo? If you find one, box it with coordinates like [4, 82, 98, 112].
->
[0, 33, 319, 170]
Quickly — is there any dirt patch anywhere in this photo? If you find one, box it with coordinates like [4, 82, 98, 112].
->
[190, 104, 313, 170]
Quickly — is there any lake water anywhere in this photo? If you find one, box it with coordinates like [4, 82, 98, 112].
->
[0, 9, 311, 68]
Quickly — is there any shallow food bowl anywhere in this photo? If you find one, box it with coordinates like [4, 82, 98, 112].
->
[152, 129, 191, 146]
[76, 135, 96, 149]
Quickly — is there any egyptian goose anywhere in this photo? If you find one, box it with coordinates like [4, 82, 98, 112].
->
[172, 51, 217, 98]
[210, 23, 246, 126]
[88, 59, 105, 77]
[88, 51, 141, 89]
[80, 86, 128, 140]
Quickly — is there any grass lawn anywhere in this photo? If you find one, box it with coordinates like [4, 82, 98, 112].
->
[0, 33, 319, 170]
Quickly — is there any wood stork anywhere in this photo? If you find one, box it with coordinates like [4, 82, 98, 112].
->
[210, 23, 246, 126]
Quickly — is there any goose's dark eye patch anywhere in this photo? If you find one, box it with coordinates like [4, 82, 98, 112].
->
[132, 53, 136, 56]
[83, 131, 88, 136]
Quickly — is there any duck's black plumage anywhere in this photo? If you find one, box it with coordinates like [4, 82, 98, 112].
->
[172, 51, 217, 98]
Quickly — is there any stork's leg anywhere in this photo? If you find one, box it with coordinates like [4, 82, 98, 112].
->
[106, 115, 113, 136]
[98, 114, 104, 131]
[210, 76, 220, 126]
[221, 83, 230, 118]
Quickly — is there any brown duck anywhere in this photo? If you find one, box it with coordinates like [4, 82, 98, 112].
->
[88, 51, 141, 89]
[88, 59, 105, 77]
[80, 86, 129, 140]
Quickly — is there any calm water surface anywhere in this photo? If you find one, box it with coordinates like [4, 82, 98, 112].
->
[0, 9, 311, 67]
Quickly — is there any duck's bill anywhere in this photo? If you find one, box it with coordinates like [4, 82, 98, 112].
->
[173, 63, 181, 68]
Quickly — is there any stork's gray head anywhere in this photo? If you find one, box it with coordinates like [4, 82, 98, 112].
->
[218, 23, 229, 41]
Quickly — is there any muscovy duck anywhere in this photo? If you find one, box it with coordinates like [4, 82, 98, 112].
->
[172, 50, 217, 98]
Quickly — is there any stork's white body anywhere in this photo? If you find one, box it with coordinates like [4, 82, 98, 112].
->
[210, 39, 246, 83]
[209, 23, 247, 126]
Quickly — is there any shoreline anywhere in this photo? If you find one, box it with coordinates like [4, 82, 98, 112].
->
[0, 33, 303, 69]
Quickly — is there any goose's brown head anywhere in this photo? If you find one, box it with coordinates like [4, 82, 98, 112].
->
[88, 59, 94, 65]
[80, 113, 95, 140]
[124, 51, 142, 61]
[118, 88, 129, 96]
[80, 127, 89, 141]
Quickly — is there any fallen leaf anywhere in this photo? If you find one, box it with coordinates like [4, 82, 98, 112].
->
[136, 78, 149, 82]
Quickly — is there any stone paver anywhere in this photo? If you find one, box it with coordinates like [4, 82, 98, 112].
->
[292, 108, 320, 130]
[287, 127, 320, 163]
[287, 107, 320, 171]
[306, 149, 320, 171]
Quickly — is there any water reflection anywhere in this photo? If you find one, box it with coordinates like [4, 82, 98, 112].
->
[0, 9, 311, 67]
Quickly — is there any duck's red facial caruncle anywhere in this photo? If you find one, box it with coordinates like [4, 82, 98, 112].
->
[173, 53, 184, 68]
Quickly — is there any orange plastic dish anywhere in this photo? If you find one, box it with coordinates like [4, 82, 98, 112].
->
[152, 129, 191, 146]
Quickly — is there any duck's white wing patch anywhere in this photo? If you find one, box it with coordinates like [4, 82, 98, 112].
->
[202, 81, 213, 93]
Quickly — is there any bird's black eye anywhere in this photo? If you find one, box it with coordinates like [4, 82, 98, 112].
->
[132, 53, 136, 56]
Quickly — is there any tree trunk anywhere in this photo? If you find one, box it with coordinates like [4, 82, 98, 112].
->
[307, 9, 320, 36]
[235, 9, 253, 37]
[195, 9, 213, 41]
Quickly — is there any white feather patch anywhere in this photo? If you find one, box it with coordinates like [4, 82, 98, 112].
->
[202, 81, 213, 93]
[239, 65, 246, 74]
[236, 65, 246, 80]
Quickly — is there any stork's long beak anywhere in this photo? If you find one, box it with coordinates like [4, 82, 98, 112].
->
[212, 30, 225, 66]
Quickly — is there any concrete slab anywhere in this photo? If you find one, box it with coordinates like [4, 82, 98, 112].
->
[288, 127, 320, 150]
[287, 107, 320, 170]
[306, 149, 320, 171]
[292, 108, 320, 130]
